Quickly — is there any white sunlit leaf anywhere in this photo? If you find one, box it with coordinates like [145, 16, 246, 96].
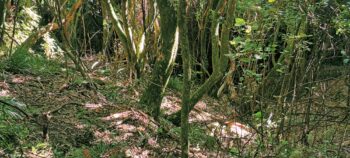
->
[341, 50, 346, 56]
[245, 25, 252, 34]
[9, 99, 26, 109]
[254, 54, 262, 59]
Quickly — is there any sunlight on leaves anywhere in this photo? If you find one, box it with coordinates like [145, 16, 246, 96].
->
[245, 25, 252, 34]
[235, 18, 246, 26]
[254, 111, 263, 119]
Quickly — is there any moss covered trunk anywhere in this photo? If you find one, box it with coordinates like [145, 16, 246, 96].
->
[139, 0, 178, 120]
[0, 0, 7, 45]
[168, 0, 236, 126]
[177, 0, 191, 156]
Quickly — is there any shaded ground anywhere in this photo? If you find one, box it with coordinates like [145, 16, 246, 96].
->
[0, 59, 251, 158]
[1, 58, 350, 158]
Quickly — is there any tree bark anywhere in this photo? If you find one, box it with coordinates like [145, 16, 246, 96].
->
[139, 0, 178, 121]
[0, 0, 7, 45]
[177, 0, 191, 156]
[100, 0, 111, 59]
[105, 0, 149, 79]
[168, 0, 236, 126]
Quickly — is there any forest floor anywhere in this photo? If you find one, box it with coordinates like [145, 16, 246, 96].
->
[1, 56, 350, 158]
[0, 56, 246, 158]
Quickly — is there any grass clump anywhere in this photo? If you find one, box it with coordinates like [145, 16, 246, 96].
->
[5, 49, 61, 75]
[168, 76, 183, 92]
[168, 124, 217, 150]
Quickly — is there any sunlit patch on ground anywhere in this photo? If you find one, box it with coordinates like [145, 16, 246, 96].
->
[93, 130, 115, 144]
[0, 82, 10, 89]
[10, 75, 34, 84]
[125, 147, 150, 158]
[161, 95, 225, 123]
[101, 109, 158, 131]
[0, 82, 11, 97]
[207, 121, 256, 148]
[0, 149, 5, 157]
[160, 96, 181, 115]
[96, 110, 161, 156]
[116, 124, 137, 132]
[158, 95, 257, 156]
[0, 89, 10, 97]
[147, 137, 159, 148]
[84, 103, 103, 110]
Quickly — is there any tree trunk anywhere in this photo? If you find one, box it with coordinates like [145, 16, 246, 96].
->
[168, 0, 236, 126]
[178, 0, 191, 156]
[139, 0, 178, 121]
[100, 0, 111, 60]
[0, 0, 7, 45]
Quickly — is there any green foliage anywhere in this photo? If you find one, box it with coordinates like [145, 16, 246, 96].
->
[0, 0, 348, 157]
[167, 76, 183, 92]
[254, 111, 263, 120]
[0, 59, 6, 72]
[277, 141, 292, 157]
[169, 124, 217, 150]
[274, 136, 343, 158]
[274, 141, 306, 158]
[72, 77, 89, 85]
[0, 98, 27, 118]
[189, 125, 217, 150]
[229, 147, 240, 157]
[100, 84, 122, 102]
[340, 50, 350, 65]
[334, 2, 350, 35]
[6, 49, 61, 75]
[98, 68, 111, 76]
[0, 99, 29, 155]
[59, 143, 120, 158]
[235, 18, 246, 26]
[0, 123, 29, 155]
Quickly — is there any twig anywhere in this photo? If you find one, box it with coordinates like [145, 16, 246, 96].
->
[48, 102, 83, 114]
[3, 31, 20, 45]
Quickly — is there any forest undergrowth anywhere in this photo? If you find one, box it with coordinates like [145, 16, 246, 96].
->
[0, 54, 349, 157]
[1, 0, 350, 157]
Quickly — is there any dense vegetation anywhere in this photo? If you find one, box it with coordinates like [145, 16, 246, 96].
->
[0, 0, 349, 157]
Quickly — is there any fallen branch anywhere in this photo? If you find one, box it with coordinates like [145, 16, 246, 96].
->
[0, 99, 29, 118]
